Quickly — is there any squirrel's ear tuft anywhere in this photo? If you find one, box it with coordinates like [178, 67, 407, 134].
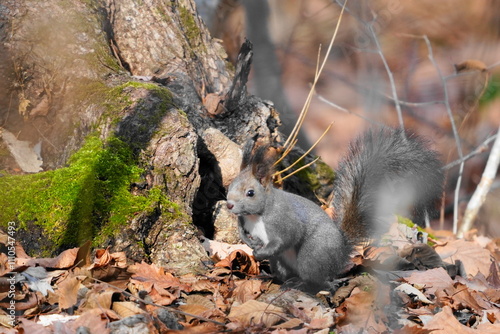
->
[241, 139, 257, 170]
[252, 145, 276, 187]
[240, 137, 277, 186]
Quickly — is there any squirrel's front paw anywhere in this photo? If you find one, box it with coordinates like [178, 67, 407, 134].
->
[247, 238, 264, 251]
[252, 248, 268, 261]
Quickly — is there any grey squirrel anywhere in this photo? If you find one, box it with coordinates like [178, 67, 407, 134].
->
[226, 128, 444, 293]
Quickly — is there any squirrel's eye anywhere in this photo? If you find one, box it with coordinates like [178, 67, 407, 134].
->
[246, 189, 255, 197]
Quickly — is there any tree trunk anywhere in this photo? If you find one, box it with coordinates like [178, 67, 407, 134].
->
[0, 0, 282, 273]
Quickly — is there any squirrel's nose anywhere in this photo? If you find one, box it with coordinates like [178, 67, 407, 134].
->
[226, 202, 234, 210]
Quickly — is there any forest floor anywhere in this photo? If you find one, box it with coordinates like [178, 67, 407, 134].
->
[0, 222, 499, 333]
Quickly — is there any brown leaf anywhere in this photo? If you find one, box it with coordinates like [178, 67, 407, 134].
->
[75, 240, 92, 268]
[203, 93, 225, 116]
[81, 284, 117, 310]
[454, 59, 488, 73]
[363, 245, 394, 261]
[272, 318, 304, 330]
[128, 262, 191, 306]
[228, 300, 286, 327]
[112, 301, 144, 318]
[69, 308, 114, 334]
[91, 265, 123, 282]
[93, 247, 113, 267]
[29, 95, 50, 117]
[331, 275, 376, 307]
[324, 206, 335, 219]
[130, 262, 191, 291]
[89, 248, 129, 281]
[180, 274, 216, 293]
[393, 326, 432, 334]
[336, 286, 388, 333]
[233, 279, 262, 304]
[202, 238, 254, 260]
[435, 240, 491, 278]
[180, 321, 225, 333]
[405, 267, 454, 295]
[436, 282, 493, 314]
[476, 323, 500, 334]
[22, 247, 79, 269]
[58, 274, 82, 310]
[215, 250, 260, 275]
[110, 252, 128, 268]
[483, 308, 500, 324]
[0, 291, 39, 311]
[178, 295, 218, 322]
[185, 294, 215, 309]
[18, 318, 51, 334]
[0, 314, 15, 329]
[423, 305, 475, 333]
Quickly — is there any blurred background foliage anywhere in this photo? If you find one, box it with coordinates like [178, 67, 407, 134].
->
[197, 0, 500, 235]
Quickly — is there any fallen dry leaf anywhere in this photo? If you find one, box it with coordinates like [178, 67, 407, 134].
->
[202, 238, 254, 260]
[185, 294, 215, 309]
[228, 299, 286, 327]
[232, 279, 263, 304]
[69, 308, 114, 334]
[405, 267, 454, 295]
[29, 95, 50, 117]
[454, 59, 488, 73]
[75, 240, 92, 268]
[91, 265, 123, 282]
[272, 317, 303, 330]
[18, 318, 50, 334]
[436, 282, 494, 314]
[0, 314, 15, 329]
[80, 284, 116, 310]
[395, 283, 434, 304]
[423, 305, 475, 333]
[112, 301, 145, 318]
[94, 247, 113, 267]
[129, 262, 191, 291]
[178, 294, 228, 323]
[57, 274, 83, 310]
[215, 250, 260, 275]
[203, 93, 225, 116]
[21, 247, 79, 269]
[435, 240, 492, 277]
[336, 286, 389, 334]
[128, 262, 191, 306]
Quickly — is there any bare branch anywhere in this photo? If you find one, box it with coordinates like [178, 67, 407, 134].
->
[283, 0, 347, 151]
[421, 35, 464, 234]
[459, 125, 500, 237]
[443, 134, 498, 170]
[366, 23, 405, 131]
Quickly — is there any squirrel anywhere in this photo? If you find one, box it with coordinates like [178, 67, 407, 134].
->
[226, 128, 444, 293]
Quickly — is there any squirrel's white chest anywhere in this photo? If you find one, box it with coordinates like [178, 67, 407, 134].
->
[244, 216, 269, 245]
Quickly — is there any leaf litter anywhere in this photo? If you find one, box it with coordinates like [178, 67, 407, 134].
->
[0, 225, 499, 333]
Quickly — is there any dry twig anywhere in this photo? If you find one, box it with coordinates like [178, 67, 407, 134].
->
[459, 125, 500, 237]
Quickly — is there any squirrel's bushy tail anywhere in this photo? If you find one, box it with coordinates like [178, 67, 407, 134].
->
[331, 128, 444, 242]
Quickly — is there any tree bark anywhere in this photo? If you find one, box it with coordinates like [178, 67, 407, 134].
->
[0, 0, 282, 273]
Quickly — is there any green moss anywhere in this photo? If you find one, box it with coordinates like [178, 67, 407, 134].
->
[76, 80, 173, 125]
[155, 5, 169, 21]
[0, 78, 178, 254]
[480, 74, 500, 106]
[308, 159, 335, 191]
[0, 133, 181, 252]
[292, 158, 335, 192]
[395, 215, 436, 244]
[178, 5, 206, 54]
